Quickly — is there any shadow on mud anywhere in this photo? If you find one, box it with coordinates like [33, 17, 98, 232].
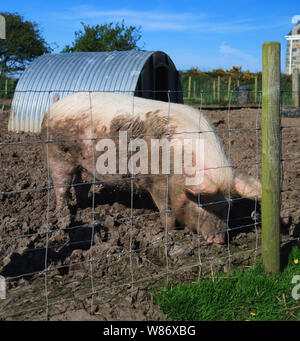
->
[1, 189, 296, 281]
[228, 198, 261, 240]
[0, 224, 104, 280]
[0, 188, 156, 281]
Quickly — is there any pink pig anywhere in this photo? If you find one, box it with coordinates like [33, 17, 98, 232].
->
[41, 92, 261, 244]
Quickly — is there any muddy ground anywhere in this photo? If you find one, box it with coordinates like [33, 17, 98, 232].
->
[0, 106, 299, 321]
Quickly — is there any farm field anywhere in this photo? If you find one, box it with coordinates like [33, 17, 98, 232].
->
[0, 106, 299, 321]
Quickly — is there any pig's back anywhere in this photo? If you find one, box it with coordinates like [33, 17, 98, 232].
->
[47, 92, 211, 131]
[49, 92, 176, 123]
[46, 92, 232, 192]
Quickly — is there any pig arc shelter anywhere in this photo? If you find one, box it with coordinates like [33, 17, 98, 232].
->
[9, 51, 183, 133]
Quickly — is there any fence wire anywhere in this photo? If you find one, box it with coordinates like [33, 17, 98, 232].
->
[0, 88, 299, 320]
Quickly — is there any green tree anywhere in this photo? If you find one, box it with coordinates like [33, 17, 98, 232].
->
[184, 66, 208, 77]
[211, 68, 227, 78]
[63, 21, 142, 52]
[0, 12, 52, 77]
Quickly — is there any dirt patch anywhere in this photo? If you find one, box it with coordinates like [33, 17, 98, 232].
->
[0, 106, 299, 321]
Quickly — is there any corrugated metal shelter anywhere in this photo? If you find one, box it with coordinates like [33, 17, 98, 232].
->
[9, 51, 183, 132]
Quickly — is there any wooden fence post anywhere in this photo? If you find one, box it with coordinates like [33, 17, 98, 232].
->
[254, 76, 258, 103]
[188, 76, 191, 99]
[213, 80, 216, 101]
[4, 78, 7, 96]
[262, 42, 281, 274]
[217, 76, 220, 103]
[193, 80, 196, 99]
[292, 68, 299, 107]
[227, 76, 231, 100]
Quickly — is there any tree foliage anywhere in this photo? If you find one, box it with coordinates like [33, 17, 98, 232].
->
[63, 21, 142, 52]
[210, 68, 227, 78]
[184, 66, 207, 77]
[0, 12, 52, 77]
[182, 65, 260, 81]
[226, 65, 242, 79]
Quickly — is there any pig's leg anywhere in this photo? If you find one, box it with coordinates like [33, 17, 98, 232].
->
[48, 155, 76, 228]
[148, 182, 176, 229]
[74, 170, 91, 209]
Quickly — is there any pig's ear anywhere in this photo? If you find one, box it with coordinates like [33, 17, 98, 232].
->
[232, 173, 262, 199]
[185, 176, 218, 196]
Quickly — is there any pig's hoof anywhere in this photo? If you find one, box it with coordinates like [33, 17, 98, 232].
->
[203, 233, 225, 245]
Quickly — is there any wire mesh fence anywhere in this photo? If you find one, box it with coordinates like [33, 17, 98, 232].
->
[180, 74, 295, 106]
[0, 87, 299, 321]
[0, 78, 17, 100]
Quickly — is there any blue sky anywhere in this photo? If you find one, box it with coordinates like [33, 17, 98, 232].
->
[1, 0, 299, 72]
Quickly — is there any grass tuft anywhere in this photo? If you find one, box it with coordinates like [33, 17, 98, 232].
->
[153, 246, 300, 321]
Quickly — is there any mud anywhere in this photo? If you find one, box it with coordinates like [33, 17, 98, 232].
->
[0, 106, 299, 320]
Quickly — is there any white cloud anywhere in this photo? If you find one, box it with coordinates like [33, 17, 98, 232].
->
[220, 42, 258, 65]
[53, 6, 285, 33]
[56, 6, 206, 32]
[292, 15, 300, 24]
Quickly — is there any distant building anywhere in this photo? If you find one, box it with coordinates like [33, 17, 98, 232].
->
[285, 20, 300, 74]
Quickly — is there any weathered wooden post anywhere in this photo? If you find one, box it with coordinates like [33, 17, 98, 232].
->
[262, 42, 281, 274]
[227, 76, 231, 101]
[4, 78, 7, 96]
[292, 68, 299, 107]
[193, 79, 196, 99]
[217, 76, 221, 103]
[188, 76, 191, 99]
[213, 80, 216, 101]
[254, 75, 258, 104]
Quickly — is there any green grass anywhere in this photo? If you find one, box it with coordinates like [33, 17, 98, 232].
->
[153, 246, 300, 321]
[0, 104, 11, 111]
[180, 75, 294, 106]
[0, 78, 17, 100]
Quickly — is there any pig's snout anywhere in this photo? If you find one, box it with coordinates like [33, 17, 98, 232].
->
[203, 232, 225, 244]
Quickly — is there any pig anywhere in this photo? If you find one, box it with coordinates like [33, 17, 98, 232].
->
[41, 92, 261, 244]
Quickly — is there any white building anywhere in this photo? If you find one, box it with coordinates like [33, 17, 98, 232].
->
[285, 18, 300, 74]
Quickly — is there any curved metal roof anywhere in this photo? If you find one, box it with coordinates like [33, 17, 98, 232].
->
[9, 50, 177, 132]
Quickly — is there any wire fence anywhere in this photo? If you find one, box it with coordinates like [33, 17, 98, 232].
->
[180, 74, 295, 106]
[0, 87, 299, 320]
[0, 78, 17, 100]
